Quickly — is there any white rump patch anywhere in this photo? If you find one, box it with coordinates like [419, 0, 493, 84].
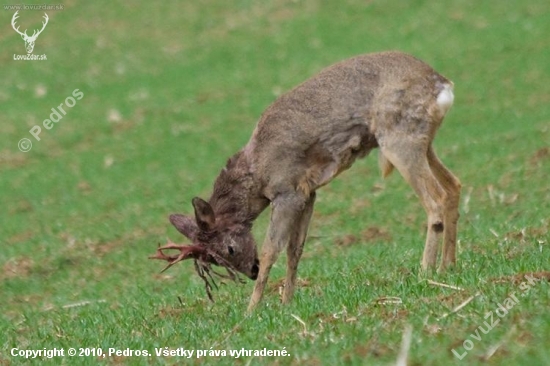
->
[436, 83, 454, 115]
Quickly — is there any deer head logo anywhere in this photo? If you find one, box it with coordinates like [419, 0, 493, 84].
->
[11, 11, 49, 54]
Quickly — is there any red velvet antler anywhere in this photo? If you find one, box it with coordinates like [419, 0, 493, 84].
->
[150, 239, 243, 302]
[149, 240, 207, 273]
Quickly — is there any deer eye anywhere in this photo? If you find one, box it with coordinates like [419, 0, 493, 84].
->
[228, 246, 235, 256]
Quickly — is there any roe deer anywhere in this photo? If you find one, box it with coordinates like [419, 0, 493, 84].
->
[162, 51, 461, 311]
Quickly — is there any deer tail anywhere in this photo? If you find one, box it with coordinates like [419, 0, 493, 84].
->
[378, 150, 394, 178]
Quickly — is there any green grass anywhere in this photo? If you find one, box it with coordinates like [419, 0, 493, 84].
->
[1, 0, 549, 365]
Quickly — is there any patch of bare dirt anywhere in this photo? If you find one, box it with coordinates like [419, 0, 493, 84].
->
[529, 147, 549, 166]
[8, 199, 33, 214]
[6, 230, 34, 245]
[503, 223, 549, 245]
[1, 257, 34, 280]
[491, 271, 550, 284]
[268, 277, 311, 295]
[77, 180, 93, 194]
[353, 339, 392, 359]
[335, 234, 359, 247]
[0, 148, 29, 168]
[362, 226, 392, 242]
[335, 226, 392, 247]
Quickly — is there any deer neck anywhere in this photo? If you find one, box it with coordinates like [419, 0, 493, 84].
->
[208, 150, 268, 226]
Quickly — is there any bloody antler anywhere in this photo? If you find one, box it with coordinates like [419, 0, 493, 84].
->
[149, 240, 206, 273]
[150, 239, 243, 302]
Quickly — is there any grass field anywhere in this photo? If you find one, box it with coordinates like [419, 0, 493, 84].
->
[1, 0, 549, 365]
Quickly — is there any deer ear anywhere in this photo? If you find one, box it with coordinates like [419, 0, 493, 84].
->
[192, 197, 216, 231]
[169, 214, 199, 240]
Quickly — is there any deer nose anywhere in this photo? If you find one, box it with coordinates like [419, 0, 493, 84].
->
[250, 260, 259, 280]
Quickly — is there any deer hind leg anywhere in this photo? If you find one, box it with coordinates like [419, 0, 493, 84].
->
[282, 192, 316, 304]
[247, 192, 309, 312]
[379, 138, 447, 270]
[427, 146, 461, 271]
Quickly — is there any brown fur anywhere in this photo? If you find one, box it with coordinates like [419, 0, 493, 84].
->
[171, 51, 461, 311]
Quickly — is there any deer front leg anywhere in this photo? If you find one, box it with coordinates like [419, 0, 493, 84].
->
[247, 193, 307, 312]
[283, 192, 316, 304]
[427, 146, 461, 271]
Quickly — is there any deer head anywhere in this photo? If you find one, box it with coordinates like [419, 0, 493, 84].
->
[11, 11, 49, 54]
[166, 197, 259, 280]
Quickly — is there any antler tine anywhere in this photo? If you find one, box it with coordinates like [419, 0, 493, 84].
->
[11, 11, 27, 36]
[149, 240, 205, 273]
[11, 10, 19, 24]
[34, 13, 49, 37]
[148, 238, 245, 302]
